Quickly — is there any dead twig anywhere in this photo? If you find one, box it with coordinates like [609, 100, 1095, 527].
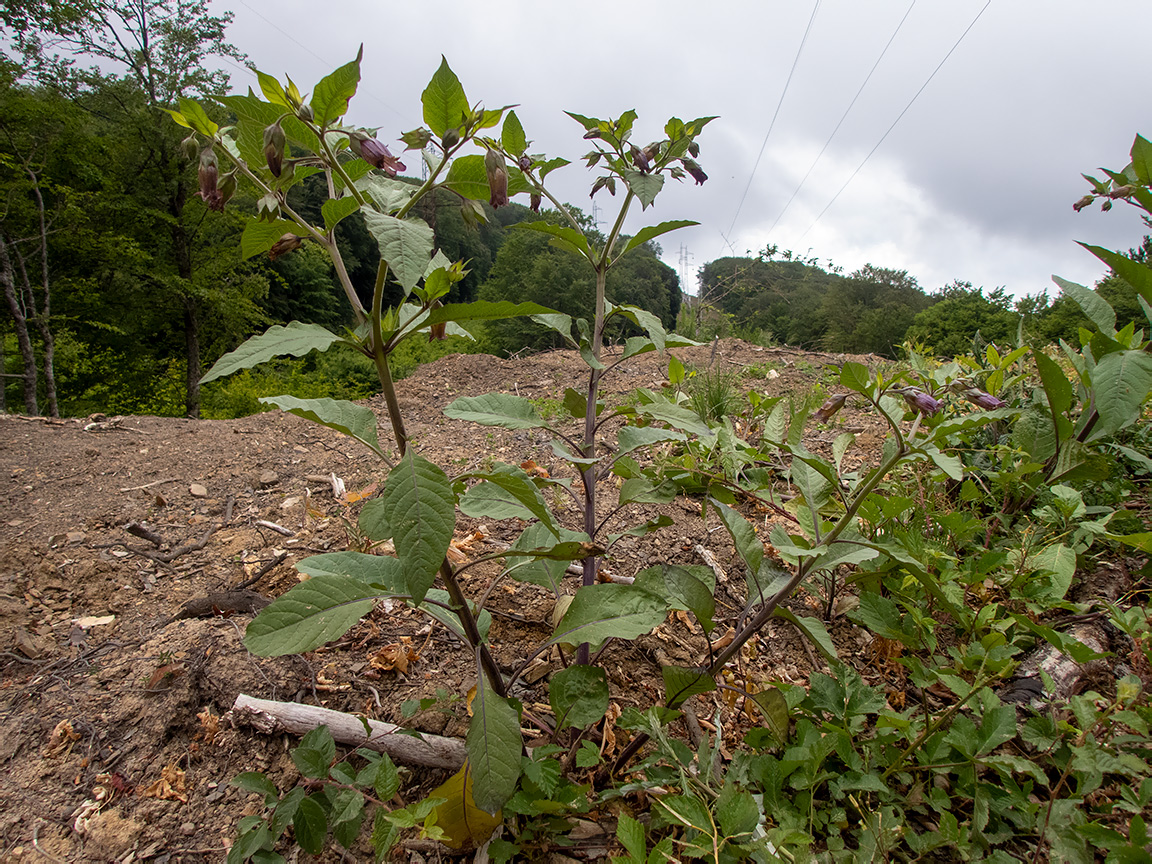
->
[118, 477, 178, 493]
[254, 520, 294, 537]
[230, 551, 288, 591]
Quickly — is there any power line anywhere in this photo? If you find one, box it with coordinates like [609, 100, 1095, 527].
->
[766, 0, 916, 238]
[796, 0, 992, 244]
[721, 0, 821, 255]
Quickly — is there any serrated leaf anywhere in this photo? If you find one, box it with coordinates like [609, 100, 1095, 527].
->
[382, 451, 455, 605]
[848, 592, 909, 644]
[293, 796, 327, 855]
[259, 395, 385, 460]
[550, 665, 610, 730]
[240, 219, 305, 260]
[310, 49, 361, 126]
[716, 783, 761, 838]
[444, 393, 547, 429]
[617, 813, 646, 861]
[467, 676, 522, 815]
[549, 584, 667, 650]
[362, 211, 435, 294]
[244, 573, 390, 655]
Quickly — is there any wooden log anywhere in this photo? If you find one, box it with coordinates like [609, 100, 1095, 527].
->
[230, 693, 466, 770]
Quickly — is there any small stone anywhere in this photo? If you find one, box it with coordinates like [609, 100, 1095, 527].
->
[280, 496, 301, 510]
[189, 483, 208, 498]
[259, 470, 278, 488]
[66, 531, 86, 545]
[180, 823, 195, 836]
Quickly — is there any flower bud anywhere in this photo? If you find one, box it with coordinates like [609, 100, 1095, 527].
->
[269, 233, 303, 260]
[263, 122, 286, 177]
[180, 134, 199, 162]
[296, 103, 314, 122]
[1101, 200, 1113, 211]
[518, 154, 532, 173]
[197, 147, 224, 211]
[442, 128, 460, 149]
[530, 192, 541, 212]
[901, 388, 942, 416]
[485, 148, 508, 208]
[428, 300, 446, 342]
[680, 157, 707, 185]
[630, 145, 651, 173]
[812, 393, 848, 423]
[1108, 185, 1136, 199]
[1073, 194, 1095, 212]
[962, 388, 1006, 410]
[688, 140, 700, 158]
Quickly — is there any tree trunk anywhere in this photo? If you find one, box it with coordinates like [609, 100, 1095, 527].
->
[0, 235, 38, 415]
[27, 170, 57, 417]
[183, 297, 200, 419]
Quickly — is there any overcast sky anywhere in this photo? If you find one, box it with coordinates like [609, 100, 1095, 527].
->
[219, 0, 1149, 299]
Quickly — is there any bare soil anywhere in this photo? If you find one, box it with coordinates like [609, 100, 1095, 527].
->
[0, 339, 891, 862]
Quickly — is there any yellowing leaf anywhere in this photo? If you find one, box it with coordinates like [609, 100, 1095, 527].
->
[429, 763, 502, 850]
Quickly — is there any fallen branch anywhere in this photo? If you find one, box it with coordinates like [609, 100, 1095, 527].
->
[229, 694, 466, 770]
[161, 590, 270, 627]
[255, 520, 294, 537]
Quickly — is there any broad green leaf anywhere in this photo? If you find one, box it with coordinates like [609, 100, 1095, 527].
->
[608, 302, 666, 353]
[532, 313, 577, 346]
[310, 48, 361, 126]
[382, 451, 455, 604]
[429, 764, 502, 850]
[620, 220, 698, 257]
[358, 496, 390, 541]
[654, 795, 713, 833]
[924, 445, 963, 480]
[616, 814, 646, 862]
[709, 499, 762, 575]
[244, 573, 385, 655]
[849, 592, 910, 644]
[549, 584, 667, 650]
[293, 796, 328, 855]
[1108, 531, 1152, 552]
[321, 196, 360, 232]
[417, 589, 491, 642]
[355, 174, 414, 213]
[832, 433, 855, 474]
[633, 564, 716, 633]
[295, 551, 405, 586]
[219, 93, 282, 165]
[550, 665, 610, 730]
[201, 322, 345, 383]
[501, 110, 527, 157]
[421, 57, 469, 138]
[1034, 349, 1074, 417]
[421, 300, 557, 331]
[618, 477, 678, 505]
[292, 726, 336, 779]
[840, 361, 871, 394]
[259, 395, 385, 460]
[444, 393, 547, 429]
[459, 463, 556, 530]
[441, 154, 490, 201]
[1090, 349, 1152, 438]
[240, 219, 305, 260]
[176, 97, 218, 137]
[1078, 243, 1152, 306]
[623, 169, 664, 209]
[616, 425, 686, 457]
[661, 665, 716, 705]
[231, 772, 279, 805]
[773, 609, 838, 662]
[362, 211, 435, 293]
[515, 220, 591, 258]
[1131, 134, 1152, 184]
[1053, 275, 1116, 336]
[1032, 543, 1077, 600]
[467, 675, 522, 814]
[504, 523, 582, 591]
[749, 687, 789, 742]
[637, 401, 715, 440]
[716, 783, 761, 839]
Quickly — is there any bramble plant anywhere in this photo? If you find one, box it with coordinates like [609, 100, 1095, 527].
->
[183, 53, 1152, 861]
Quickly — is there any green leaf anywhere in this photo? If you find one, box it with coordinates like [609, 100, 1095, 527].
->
[616, 425, 686, 458]
[310, 48, 362, 126]
[620, 220, 698, 257]
[421, 300, 558, 332]
[773, 609, 838, 662]
[321, 197, 360, 232]
[358, 497, 390, 542]
[201, 322, 345, 384]
[231, 772, 279, 805]
[608, 302, 666, 353]
[749, 687, 789, 743]
[1090, 349, 1152, 438]
[444, 393, 547, 429]
[355, 174, 414, 213]
[504, 523, 585, 591]
[422, 56, 469, 138]
[623, 169, 664, 209]
[976, 704, 1018, 756]
[382, 451, 455, 605]
[849, 592, 910, 644]
[708, 498, 762, 576]
[515, 220, 591, 258]
[1034, 349, 1074, 417]
[655, 795, 713, 833]
[362, 211, 435, 294]
[716, 783, 761, 839]
[633, 564, 715, 633]
[533, 313, 577, 347]
[1032, 543, 1077, 601]
[441, 154, 490, 201]
[549, 584, 667, 650]
[467, 674, 523, 815]
[636, 400, 715, 440]
[292, 726, 336, 779]
[417, 589, 491, 642]
[259, 395, 385, 460]
[840, 361, 871, 394]
[616, 813, 646, 862]
[293, 796, 328, 855]
[240, 219, 305, 260]
[176, 97, 219, 137]
[459, 463, 556, 530]
[1131, 134, 1152, 185]
[428, 765, 501, 850]
[294, 551, 402, 585]
[244, 572, 391, 655]
[1078, 243, 1152, 306]
[1053, 275, 1117, 335]
[661, 665, 716, 705]
[550, 665, 610, 730]
[501, 112, 528, 158]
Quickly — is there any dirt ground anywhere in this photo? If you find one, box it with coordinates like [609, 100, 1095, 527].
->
[0, 339, 892, 862]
